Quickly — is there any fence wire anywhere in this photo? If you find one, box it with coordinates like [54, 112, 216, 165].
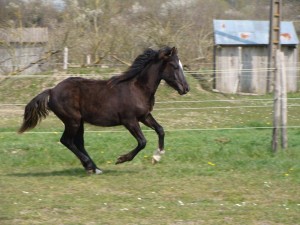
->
[1, 66, 300, 133]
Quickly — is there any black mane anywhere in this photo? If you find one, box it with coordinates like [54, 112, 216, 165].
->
[108, 48, 158, 86]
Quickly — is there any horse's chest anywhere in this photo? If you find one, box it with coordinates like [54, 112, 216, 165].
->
[123, 98, 151, 117]
[126, 102, 149, 115]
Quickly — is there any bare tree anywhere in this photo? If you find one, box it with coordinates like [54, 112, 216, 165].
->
[1, 0, 299, 70]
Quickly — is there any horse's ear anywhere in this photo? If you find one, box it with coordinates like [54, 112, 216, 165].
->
[159, 47, 177, 60]
[158, 49, 167, 60]
[171, 47, 177, 55]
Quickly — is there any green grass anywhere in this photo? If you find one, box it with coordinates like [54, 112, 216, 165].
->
[1, 130, 300, 224]
[0, 74, 300, 224]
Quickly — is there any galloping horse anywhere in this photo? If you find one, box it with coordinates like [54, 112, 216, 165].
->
[18, 46, 190, 174]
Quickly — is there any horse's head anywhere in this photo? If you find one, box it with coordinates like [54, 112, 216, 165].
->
[159, 47, 190, 95]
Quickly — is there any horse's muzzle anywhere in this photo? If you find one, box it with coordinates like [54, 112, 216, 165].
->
[178, 83, 190, 95]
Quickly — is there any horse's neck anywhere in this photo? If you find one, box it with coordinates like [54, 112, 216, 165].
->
[136, 64, 162, 95]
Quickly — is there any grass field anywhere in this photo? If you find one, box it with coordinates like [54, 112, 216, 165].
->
[0, 73, 300, 224]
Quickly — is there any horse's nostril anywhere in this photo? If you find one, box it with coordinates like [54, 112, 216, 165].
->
[184, 84, 190, 93]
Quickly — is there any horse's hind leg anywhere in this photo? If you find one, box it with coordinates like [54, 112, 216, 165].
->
[60, 121, 100, 174]
[74, 121, 102, 174]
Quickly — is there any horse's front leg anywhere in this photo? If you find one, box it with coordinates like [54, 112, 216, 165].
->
[115, 120, 147, 164]
[141, 114, 165, 164]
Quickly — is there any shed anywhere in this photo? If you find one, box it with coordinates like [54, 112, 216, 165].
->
[213, 20, 299, 94]
[0, 28, 48, 74]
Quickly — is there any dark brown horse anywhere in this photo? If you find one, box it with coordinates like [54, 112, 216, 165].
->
[18, 46, 190, 174]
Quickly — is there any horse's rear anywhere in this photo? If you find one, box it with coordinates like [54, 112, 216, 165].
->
[48, 77, 91, 123]
[19, 76, 143, 131]
[19, 77, 101, 133]
[49, 77, 133, 127]
[49, 77, 111, 173]
[18, 89, 50, 133]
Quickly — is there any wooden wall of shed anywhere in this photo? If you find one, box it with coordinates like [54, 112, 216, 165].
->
[239, 46, 268, 94]
[214, 46, 239, 93]
[282, 46, 298, 92]
[0, 44, 47, 74]
[214, 45, 298, 94]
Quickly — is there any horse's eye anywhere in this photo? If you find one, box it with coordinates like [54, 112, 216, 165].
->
[170, 62, 179, 70]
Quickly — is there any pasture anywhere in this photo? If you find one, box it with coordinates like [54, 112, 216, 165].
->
[0, 73, 300, 224]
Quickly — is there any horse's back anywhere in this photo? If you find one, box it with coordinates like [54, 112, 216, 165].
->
[48, 77, 123, 126]
[48, 77, 106, 116]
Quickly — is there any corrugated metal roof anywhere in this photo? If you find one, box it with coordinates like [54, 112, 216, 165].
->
[214, 20, 299, 45]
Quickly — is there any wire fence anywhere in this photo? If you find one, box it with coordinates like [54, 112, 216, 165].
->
[2, 126, 300, 135]
[1, 67, 300, 81]
[1, 66, 300, 133]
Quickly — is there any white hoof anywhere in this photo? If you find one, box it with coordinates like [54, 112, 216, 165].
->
[152, 155, 161, 164]
[152, 149, 165, 164]
[95, 168, 103, 174]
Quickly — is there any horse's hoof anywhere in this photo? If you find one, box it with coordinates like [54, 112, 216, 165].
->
[95, 168, 103, 174]
[115, 155, 127, 164]
[152, 157, 158, 165]
[86, 168, 103, 175]
[115, 158, 123, 164]
[152, 149, 164, 164]
[86, 169, 94, 175]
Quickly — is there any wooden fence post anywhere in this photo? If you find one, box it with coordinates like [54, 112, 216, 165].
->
[86, 54, 91, 65]
[272, 50, 281, 152]
[280, 51, 288, 149]
[272, 50, 288, 151]
[269, 0, 282, 152]
[235, 46, 242, 93]
[63, 47, 68, 70]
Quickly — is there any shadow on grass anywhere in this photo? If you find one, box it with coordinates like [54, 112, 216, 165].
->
[7, 167, 139, 177]
[8, 168, 86, 177]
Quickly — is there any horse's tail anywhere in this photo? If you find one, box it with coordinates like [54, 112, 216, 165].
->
[18, 89, 51, 133]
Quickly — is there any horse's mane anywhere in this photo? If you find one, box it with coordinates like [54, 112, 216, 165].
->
[108, 48, 158, 86]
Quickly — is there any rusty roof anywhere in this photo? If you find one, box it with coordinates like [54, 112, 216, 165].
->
[0, 28, 48, 43]
[214, 20, 299, 45]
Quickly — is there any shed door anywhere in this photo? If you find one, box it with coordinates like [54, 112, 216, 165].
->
[240, 46, 268, 94]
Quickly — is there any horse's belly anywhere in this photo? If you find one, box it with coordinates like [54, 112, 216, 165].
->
[83, 113, 121, 127]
